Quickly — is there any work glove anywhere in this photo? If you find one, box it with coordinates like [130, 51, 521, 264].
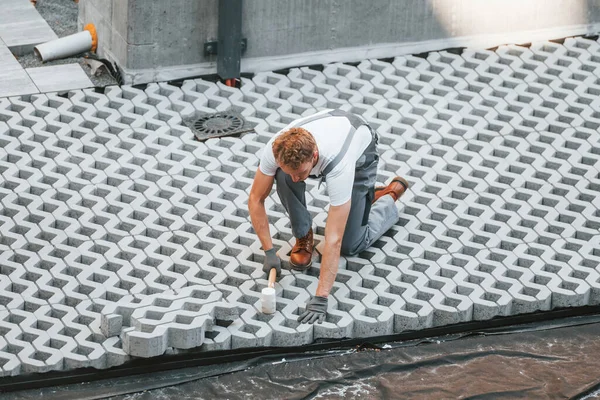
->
[262, 248, 281, 277]
[297, 295, 328, 324]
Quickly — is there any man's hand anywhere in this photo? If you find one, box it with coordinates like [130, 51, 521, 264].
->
[297, 296, 328, 324]
[262, 248, 281, 277]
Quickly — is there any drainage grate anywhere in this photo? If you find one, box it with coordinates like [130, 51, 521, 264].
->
[188, 111, 250, 141]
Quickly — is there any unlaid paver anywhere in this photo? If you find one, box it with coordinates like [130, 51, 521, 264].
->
[26, 64, 93, 93]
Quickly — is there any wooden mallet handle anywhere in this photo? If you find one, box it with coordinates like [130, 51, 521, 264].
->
[268, 268, 277, 288]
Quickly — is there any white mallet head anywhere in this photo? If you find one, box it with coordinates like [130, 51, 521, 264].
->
[261, 268, 277, 314]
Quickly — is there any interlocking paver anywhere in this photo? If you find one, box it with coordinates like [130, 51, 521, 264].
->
[1, 36, 600, 374]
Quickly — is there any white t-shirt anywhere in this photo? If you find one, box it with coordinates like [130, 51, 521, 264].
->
[259, 109, 372, 206]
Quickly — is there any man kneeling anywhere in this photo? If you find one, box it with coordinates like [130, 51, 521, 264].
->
[248, 109, 408, 324]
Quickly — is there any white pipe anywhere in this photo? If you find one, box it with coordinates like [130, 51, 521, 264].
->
[34, 24, 97, 62]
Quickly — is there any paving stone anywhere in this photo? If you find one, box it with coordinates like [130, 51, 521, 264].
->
[0, 0, 57, 55]
[1, 37, 600, 374]
[0, 40, 38, 98]
[25, 64, 93, 95]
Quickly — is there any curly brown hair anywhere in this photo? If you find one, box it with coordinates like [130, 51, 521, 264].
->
[272, 127, 317, 169]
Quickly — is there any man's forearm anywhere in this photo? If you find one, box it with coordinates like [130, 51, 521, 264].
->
[316, 238, 342, 297]
[249, 200, 274, 251]
[315, 201, 351, 298]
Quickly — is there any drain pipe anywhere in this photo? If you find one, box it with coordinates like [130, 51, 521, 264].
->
[34, 23, 97, 62]
[218, 0, 243, 87]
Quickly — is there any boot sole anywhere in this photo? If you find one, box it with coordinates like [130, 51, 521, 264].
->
[375, 177, 409, 193]
[395, 176, 409, 191]
[289, 259, 312, 271]
[373, 177, 409, 203]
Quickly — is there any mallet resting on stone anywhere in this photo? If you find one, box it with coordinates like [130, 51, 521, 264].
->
[261, 268, 277, 314]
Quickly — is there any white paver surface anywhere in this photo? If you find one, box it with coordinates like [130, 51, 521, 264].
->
[0, 36, 599, 375]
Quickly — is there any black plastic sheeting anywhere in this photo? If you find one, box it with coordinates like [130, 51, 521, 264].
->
[5, 315, 600, 400]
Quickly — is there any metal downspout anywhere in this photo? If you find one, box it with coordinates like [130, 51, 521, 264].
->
[218, 0, 243, 87]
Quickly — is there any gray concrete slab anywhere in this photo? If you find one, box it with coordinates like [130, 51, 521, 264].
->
[0, 68, 39, 97]
[0, 0, 58, 55]
[0, 39, 38, 97]
[26, 63, 93, 93]
[0, 38, 21, 70]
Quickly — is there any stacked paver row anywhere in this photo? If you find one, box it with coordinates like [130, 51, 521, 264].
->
[0, 37, 600, 375]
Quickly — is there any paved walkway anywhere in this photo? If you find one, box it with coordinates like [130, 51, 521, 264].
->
[0, 0, 92, 97]
[0, 36, 600, 375]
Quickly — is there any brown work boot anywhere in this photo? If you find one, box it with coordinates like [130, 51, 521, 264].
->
[373, 176, 409, 203]
[289, 228, 313, 271]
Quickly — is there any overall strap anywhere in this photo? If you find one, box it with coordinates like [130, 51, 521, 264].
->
[328, 109, 365, 130]
[290, 110, 334, 128]
[321, 110, 367, 176]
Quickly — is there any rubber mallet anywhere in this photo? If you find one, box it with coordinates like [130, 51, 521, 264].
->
[261, 268, 277, 314]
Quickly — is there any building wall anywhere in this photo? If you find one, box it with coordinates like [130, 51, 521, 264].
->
[78, 0, 600, 84]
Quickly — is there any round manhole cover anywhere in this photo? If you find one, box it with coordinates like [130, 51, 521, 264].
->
[189, 112, 247, 140]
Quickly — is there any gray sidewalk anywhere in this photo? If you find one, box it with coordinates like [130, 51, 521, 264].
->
[0, 35, 600, 376]
[0, 0, 92, 97]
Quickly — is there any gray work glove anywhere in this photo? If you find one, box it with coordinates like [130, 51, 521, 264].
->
[262, 248, 281, 277]
[297, 296, 328, 324]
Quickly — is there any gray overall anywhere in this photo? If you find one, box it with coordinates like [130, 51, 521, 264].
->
[274, 110, 400, 256]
